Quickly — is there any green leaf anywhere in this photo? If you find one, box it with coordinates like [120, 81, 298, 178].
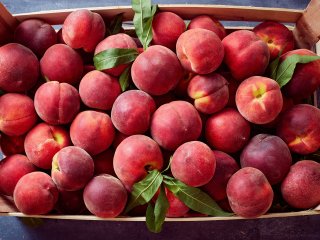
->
[119, 66, 131, 92]
[146, 184, 169, 233]
[268, 48, 284, 80]
[125, 170, 163, 213]
[107, 13, 124, 35]
[93, 48, 138, 71]
[132, 0, 158, 50]
[275, 54, 320, 88]
[163, 175, 232, 217]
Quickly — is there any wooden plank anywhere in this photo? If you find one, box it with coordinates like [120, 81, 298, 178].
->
[0, 2, 18, 44]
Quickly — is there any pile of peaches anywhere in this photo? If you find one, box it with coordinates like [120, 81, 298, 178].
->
[1, 8, 320, 220]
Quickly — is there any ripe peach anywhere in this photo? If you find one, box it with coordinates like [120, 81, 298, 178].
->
[113, 135, 163, 191]
[83, 174, 127, 218]
[93, 149, 115, 176]
[226, 167, 274, 218]
[0, 93, 37, 136]
[79, 70, 121, 110]
[0, 134, 25, 156]
[236, 76, 283, 124]
[51, 146, 94, 191]
[222, 30, 270, 81]
[0, 154, 37, 196]
[187, 73, 229, 114]
[165, 188, 189, 217]
[14, 19, 57, 57]
[62, 9, 106, 52]
[253, 21, 294, 60]
[70, 111, 115, 156]
[13, 172, 59, 215]
[188, 15, 226, 40]
[111, 90, 156, 135]
[24, 123, 71, 169]
[55, 189, 86, 214]
[240, 134, 292, 185]
[152, 11, 186, 50]
[281, 160, 320, 209]
[176, 28, 224, 74]
[40, 44, 83, 85]
[0, 43, 39, 92]
[277, 104, 320, 155]
[34, 81, 80, 125]
[205, 108, 251, 153]
[171, 141, 216, 187]
[151, 101, 202, 151]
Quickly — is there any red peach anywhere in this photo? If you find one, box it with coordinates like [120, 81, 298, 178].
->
[0, 134, 25, 156]
[93, 149, 115, 176]
[165, 188, 189, 217]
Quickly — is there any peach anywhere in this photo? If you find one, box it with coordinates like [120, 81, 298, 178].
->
[187, 73, 229, 114]
[55, 189, 86, 214]
[173, 72, 195, 98]
[14, 19, 57, 57]
[236, 76, 283, 124]
[281, 49, 320, 100]
[70, 111, 115, 156]
[171, 141, 216, 187]
[40, 44, 83, 85]
[253, 21, 294, 60]
[94, 33, 137, 77]
[34, 81, 80, 125]
[24, 123, 71, 169]
[0, 93, 37, 136]
[176, 28, 224, 74]
[0, 154, 37, 196]
[0, 43, 39, 92]
[62, 9, 106, 52]
[277, 104, 320, 155]
[165, 188, 189, 217]
[13, 172, 59, 215]
[226, 167, 274, 218]
[131, 45, 183, 95]
[205, 108, 251, 153]
[83, 174, 127, 218]
[111, 90, 156, 135]
[152, 12, 186, 50]
[202, 151, 239, 201]
[188, 15, 226, 40]
[240, 134, 292, 185]
[113, 135, 163, 191]
[51, 146, 94, 191]
[79, 70, 121, 110]
[222, 30, 270, 81]
[93, 149, 115, 176]
[281, 160, 320, 209]
[151, 101, 202, 151]
[0, 133, 25, 156]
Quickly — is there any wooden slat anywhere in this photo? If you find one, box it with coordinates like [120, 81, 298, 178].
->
[0, 3, 18, 44]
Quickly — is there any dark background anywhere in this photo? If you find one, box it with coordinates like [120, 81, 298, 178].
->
[1, 0, 319, 240]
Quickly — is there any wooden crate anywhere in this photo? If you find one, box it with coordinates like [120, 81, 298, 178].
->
[0, 0, 320, 222]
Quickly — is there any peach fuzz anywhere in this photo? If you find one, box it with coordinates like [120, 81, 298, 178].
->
[222, 30, 270, 81]
[171, 141, 216, 187]
[14, 19, 57, 57]
[0, 43, 39, 92]
[51, 146, 94, 191]
[176, 28, 224, 74]
[188, 15, 226, 40]
[55, 189, 86, 214]
[151, 101, 202, 151]
[34, 81, 80, 125]
[79, 70, 121, 110]
[152, 11, 186, 50]
[40, 44, 83, 85]
[253, 21, 294, 60]
[24, 123, 71, 169]
[94, 33, 137, 77]
[93, 149, 115, 176]
[0, 134, 25, 156]
[13, 172, 59, 215]
[277, 104, 320, 155]
[62, 9, 106, 52]
[205, 108, 251, 153]
[226, 167, 274, 218]
[188, 73, 229, 114]
[0, 93, 37, 136]
[236, 76, 283, 124]
[0, 154, 37, 196]
[70, 111, 115, 156]
[113, 135, 163, 191]
[281, 160, 320, 209]
[111, 90, 156, 135]
[83, 174, 127, 218]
